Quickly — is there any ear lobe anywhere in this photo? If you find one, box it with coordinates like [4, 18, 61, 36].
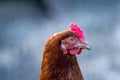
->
[60, 44, 68, 54]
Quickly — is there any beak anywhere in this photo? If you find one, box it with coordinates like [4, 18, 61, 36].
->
[85, 45, 91, 50]
[81, 39, 91, 50]
[74, 40, 91, 50]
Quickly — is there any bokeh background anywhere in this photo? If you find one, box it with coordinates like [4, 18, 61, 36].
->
[0, 0, 120, 80]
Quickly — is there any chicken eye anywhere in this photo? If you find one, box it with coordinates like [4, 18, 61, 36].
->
[70, 38, 74, 41]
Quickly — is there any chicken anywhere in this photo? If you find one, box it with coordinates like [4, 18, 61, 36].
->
[38, 23, 90, 80]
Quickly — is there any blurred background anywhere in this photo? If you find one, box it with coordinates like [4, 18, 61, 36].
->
[0, 0, 120, 80]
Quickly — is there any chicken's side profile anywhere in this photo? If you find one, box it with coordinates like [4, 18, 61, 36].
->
[38, 23, 90, 80]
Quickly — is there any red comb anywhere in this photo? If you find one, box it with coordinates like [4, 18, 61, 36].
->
[70, 23, 85, 40]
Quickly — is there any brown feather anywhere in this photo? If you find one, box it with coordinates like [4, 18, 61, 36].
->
[38, 30, 83, 80]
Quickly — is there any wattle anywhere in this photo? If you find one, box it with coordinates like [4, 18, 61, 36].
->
[77, 49, 82, 54]
[69, 48, 82, 55]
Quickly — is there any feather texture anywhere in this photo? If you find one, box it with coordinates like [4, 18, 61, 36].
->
[39, 30, 83, 80]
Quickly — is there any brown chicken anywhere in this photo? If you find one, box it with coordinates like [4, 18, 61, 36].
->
[38, 23, 90, 80]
